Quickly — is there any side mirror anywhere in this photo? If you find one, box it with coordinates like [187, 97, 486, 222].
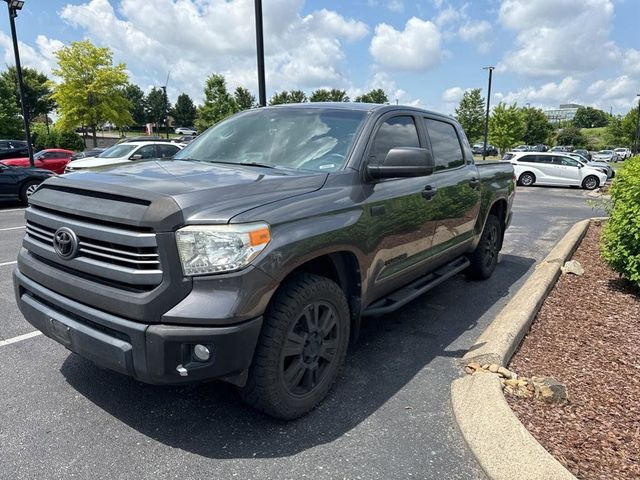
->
[367, 147, 434, 179]
[130, 154, 143, 160]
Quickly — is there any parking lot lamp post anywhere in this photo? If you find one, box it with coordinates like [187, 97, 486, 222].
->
[254, 0, 266, 107]
[4, 0, 34, 168]
[482, 66, 494, 160]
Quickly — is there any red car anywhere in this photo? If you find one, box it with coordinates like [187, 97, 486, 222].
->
[1, 148, 74, 174]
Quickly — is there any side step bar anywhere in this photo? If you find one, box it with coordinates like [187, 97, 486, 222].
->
[361, 256, 470, 317]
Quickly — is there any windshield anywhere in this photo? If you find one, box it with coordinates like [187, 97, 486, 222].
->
[174, 108, 367, 172]
[97, 144, 137, 158]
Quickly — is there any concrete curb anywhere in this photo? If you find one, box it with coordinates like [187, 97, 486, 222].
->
[451, 218, 600, 480]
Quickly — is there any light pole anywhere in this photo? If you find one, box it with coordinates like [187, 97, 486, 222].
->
[254, 0, 266, 107]
[4, 0, 34, 167]
[482, 66, 494, 160]
[634, 94, 640, 155]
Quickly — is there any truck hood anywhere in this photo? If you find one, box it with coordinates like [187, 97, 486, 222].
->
[30, 159, 327, 230]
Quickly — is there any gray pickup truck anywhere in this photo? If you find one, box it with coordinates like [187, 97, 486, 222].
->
[14, 103, 514, 419]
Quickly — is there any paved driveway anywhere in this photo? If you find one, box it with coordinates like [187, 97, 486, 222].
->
[0, 187, 606, 480]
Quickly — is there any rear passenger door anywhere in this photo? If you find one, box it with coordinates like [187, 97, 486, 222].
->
[423, 118, 481, 259]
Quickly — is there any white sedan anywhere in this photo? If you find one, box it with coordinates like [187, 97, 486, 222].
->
[175, 127, 197, 135]
[64, 141, 183, 172]
[503, 151, 608, 190]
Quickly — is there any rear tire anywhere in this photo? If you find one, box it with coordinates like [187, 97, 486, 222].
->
[467, 215, 502, 280]
[239, 273, 350, 419]
[19, 180, 40, 204]
[518, 172, 535, 186]
[582, 175, 599, 190]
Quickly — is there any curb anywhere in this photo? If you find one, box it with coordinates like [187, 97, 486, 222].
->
[451, 218, 599, 480]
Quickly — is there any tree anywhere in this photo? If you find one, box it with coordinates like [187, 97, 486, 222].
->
[355, 89, 388, 104]
[269, 89, 307, 105]
[309, 88, 349, 102]
[196, 74, 236, 131]
[233, 87, 255, 111]
[572, 106, 609, 128]
[0, 77, 22, 138]
[556, 125, 586, 147]
[52, 40, 132, 147]
[454, 88, 485, 143]
[621, 108, 639, 147]
[605, 116, 626, 147]
[121, 83, 146, 125]
[488, 102, 525, 153]
[0, 67, 55, 126]
[521, 106, 554, 145]
[145, 87, 169, 129]
[170, 93, 196, 128]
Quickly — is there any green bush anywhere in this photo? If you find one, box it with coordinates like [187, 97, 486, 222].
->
[30, 122, 85, 151]
[601, 155, 640, 288]
[57, 130, 85, 151]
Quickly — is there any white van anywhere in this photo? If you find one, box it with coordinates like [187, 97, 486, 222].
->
[503, 151, 608, 190]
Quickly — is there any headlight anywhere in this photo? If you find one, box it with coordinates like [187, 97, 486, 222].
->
[175, 223, 271, 276]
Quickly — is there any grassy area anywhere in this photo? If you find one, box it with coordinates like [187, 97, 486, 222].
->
[580, 127, 608, 149]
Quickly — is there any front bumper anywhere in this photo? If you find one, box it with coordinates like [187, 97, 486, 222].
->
[14, 268, 262, 385]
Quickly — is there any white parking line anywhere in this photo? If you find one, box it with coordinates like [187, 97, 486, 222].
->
[0, 261, 17, 267]
[0, 331, 42, 347]
[0, 226, 25, 231]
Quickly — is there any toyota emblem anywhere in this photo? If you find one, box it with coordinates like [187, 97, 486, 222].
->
[53, 227, 79, 260]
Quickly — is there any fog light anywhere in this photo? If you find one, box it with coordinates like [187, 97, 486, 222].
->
[193, 344, 211, 362]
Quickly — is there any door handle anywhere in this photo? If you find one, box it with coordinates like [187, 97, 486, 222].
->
[469, 178, 481, 189]
[422, 185, 437, 200]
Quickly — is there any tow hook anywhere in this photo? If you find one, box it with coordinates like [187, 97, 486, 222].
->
[176, 365, 188, 377]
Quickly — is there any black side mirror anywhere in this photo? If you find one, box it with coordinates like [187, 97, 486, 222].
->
[367, 147, 434, 179]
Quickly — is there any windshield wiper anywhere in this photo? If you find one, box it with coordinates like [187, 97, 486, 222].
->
[238, 161, 276, 169]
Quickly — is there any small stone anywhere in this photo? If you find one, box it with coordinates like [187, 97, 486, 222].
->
[532, 376, 568, 403]
[466, 362, 481, 372]
[488, 364, 499, 373]
[561, 260, 584, 276]
[482, 364, 490, 370]
[465, 366, 474, 374]
[503, 378, 520, 388]
[497, 367, 513, 378]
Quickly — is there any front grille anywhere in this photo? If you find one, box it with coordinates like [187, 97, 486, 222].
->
[23, 206, 163, 288]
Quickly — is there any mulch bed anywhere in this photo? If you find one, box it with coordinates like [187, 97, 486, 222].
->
[507, 221, 640, 479]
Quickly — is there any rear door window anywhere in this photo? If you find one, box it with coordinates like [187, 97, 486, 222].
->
[158, 144, 180, 158]
[136, 145, 157, 159]
[370, 116, 420, 166]
[424, 119, 465, 170]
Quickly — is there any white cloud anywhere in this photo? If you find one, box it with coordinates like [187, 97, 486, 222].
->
[58, 0, 370, 102]
[586, 75, 638, 110]
[494, 77, 581, 109]
[370, 17, 442, 71]
[458, 21, 492, 53]
[0, 33, 62, 76]
[497, 0, 619, 77]
[386, 0, 405, 13]
[621, 49, 640, 76]
[442, 86, 466, 103]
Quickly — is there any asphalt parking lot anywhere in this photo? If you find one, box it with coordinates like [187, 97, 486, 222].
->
[0, 187, 607, 480]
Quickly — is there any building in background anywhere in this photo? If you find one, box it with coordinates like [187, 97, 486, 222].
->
[544, 103, 583, 125]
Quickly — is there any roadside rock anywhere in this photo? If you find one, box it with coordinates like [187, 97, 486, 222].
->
[531, 376, 568, 403]
[488, 364, 499, 373]
[561, 260, 584, 276]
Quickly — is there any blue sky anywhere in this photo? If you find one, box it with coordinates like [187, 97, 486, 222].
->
[1, 0, 638, 114]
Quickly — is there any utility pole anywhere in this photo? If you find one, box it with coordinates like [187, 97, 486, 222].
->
[482, 66, 494, 160]
[254, 0, 266, 107]
[4, 0, 34, 167]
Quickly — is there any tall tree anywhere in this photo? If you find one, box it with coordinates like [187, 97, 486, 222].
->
[556, 125, 586, 147]
[521, 106, 554, 145]
[572, 106, 609, 128]
[355, 89, 388, 104]
[604, 116, 626, 147]
[171, 93, 197, 127]
[145, 87, 169, 129]
[309, 88, 349, 102]
[234, 87, 255, 111]
[269, 90, 308, 105]
[121, 83, 146, 125]
[621, 108, 639, 147]
[0, 77, 22, 138]
[454, 88, 485, 143]
[0, 67, 55, 126]
[196, 74, 236, 131]
[488, 102, 525, 153]
[52, 40, 132, 147]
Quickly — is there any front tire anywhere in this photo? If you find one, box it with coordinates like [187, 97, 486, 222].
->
[467, 214, 502, 280]
[239, 273, 350, 419]
[19, 180, 40, 204]
[518, 172, 535, 186]
[582, 175, 599, 190]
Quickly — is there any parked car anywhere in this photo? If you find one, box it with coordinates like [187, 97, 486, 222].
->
[567, 153, 614, 179]
[614, 148, 631, 160]
[505, 151, 607, 190]
[1, 149, 74, 174]
[0, 140, 30, 160]
[65, 141, 184, 172]
[0, 163, 54, 204]
[532, 144, 548, 152]
[550, 145, 572, 153]
[175, 135, 196, 144]
[573, 148, 592, 161]
[15, 103, 515, 419]
[471, 143, 499, 156]
[70, 148, 107, 161]
[592, 150, 620, 163]
[174, 127, 197, 135]
[116, 136, 176, 144]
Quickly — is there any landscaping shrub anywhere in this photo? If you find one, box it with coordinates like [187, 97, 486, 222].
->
[30, 122, 85, 151]
[601, 155, 640, 288]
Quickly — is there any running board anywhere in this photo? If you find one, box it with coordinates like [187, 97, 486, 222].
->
[362, 256, 470, 317]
